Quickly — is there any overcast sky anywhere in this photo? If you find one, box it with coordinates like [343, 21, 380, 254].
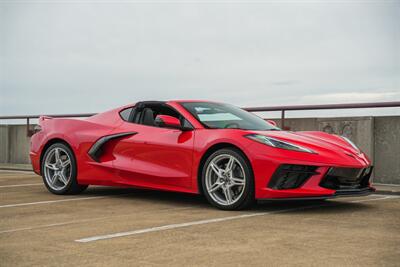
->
[1, 0, 399, 118]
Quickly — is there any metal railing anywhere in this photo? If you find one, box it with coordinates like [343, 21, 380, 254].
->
[243, 101, 400, 129]
[0, 113, 96, 136]
[1, 101, 399, 136]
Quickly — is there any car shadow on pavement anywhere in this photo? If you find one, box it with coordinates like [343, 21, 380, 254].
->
[82, 186, 211, 208]
[79, 186, 375, 214]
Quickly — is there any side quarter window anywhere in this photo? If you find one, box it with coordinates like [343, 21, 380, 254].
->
[119, 108, 133, 122]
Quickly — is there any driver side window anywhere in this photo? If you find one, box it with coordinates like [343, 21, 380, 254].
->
[134, 104, 190, 129]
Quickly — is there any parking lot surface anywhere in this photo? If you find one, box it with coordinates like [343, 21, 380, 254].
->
[1, 170, 399, 266]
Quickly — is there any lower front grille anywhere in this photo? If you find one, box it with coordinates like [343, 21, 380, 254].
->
[268, 164, 319, 190]
[320, 166, 373, 190]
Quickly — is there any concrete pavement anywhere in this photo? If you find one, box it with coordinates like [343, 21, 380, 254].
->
[0, 170, 399, 266]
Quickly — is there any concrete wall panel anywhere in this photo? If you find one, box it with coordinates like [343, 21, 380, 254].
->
[0, 125, 9, 163]
[8, 125, 31, 164]
[283, 118, 317, 131]
[374, 117, 400, 184]
[317, 117, 374, 162]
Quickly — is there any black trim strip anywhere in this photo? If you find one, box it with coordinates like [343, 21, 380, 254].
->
[88, 132, 137, 162]
[259, 196, 333, 202]
[333, 187, 375, 196]
[259, 188, 375, 202]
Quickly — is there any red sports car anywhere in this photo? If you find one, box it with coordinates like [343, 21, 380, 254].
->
[30, 100, 374, 210]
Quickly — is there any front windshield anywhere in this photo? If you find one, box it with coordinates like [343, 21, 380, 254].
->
[181, 102, 280, 131]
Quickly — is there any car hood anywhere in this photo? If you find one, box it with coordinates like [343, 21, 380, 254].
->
[246, 130, 370, 166]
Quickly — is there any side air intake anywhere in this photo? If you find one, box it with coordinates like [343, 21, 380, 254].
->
[88, 132, 137, 162]
[268, 164, 319, 190]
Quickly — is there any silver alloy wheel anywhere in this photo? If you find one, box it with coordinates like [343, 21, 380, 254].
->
[43, 147, 72, 191]
[205, 154, 246, 206]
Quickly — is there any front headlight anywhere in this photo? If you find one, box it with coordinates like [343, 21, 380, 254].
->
[341, 136, 360, 153]
[245, 134, 316, 154]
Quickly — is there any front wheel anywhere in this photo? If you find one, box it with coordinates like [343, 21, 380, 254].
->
[201, 148, 255, 210]
[41, 143, 88, 195]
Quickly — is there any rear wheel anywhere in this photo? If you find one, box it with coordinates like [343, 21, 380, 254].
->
[41, 143, 88, 195]
[201, 148, 255, 210]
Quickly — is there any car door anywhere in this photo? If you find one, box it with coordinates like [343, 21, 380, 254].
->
[110, 105, 195, 190]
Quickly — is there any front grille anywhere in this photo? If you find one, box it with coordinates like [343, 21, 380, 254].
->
[320, 166, 373, 190]
[268, 164, 319, 190]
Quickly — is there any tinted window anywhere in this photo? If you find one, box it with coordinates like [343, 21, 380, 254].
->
[135, 104, 193, 129]
[181, 102, 279, 131]
[119, 108, 133, 121]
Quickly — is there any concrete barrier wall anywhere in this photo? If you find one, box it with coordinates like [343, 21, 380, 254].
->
[0, 116, 399, 184]
[0, 126, 10, 163]
[374, 117, 400, 184]
[0, 125, 31, 164]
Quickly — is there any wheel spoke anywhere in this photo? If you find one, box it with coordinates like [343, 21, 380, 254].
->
[208, 180, 223, 193]
[225, 156, 234, 172]
[45, 163, 57, 170]
[61, 159, 70, 168]
[230, 177, 245, 186]
[55, 148, 61, 162]
[210, 162, 222, 177]
[51, 173, 59, 184]
[222, 186, 233, 204]
[58, 172, 68, 185]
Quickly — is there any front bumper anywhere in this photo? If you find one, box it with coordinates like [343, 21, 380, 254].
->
[254, 162, 375, 200]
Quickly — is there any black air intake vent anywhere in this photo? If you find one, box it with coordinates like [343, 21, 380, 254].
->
[319, 166, 373, 190]
[268, 165, 319, 190]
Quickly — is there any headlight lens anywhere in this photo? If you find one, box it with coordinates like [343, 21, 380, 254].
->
[341, 136, 360, 153]
[245, 134, 316, 154]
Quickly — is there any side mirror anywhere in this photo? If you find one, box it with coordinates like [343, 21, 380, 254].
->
[266, 120, 277, 127]
[155, 115, 182, 129]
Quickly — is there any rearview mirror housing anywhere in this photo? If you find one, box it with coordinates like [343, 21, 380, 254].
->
[266, 120, 277, 127]
[155, 115, 182, 130]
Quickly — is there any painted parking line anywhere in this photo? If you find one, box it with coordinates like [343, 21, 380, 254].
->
[0, 195, 110, 209]
[75, 195, 400, 243]
[0, 206, 194, 234]
[0, 174, 38, 179]
[350, 195, 399, 203]
[0, 218, 105, 234]
[0, 170, 35, 175]
[0, 183, 42, 188]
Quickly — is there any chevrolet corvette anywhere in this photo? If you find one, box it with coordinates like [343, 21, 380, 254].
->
[30, 100, 375, 210]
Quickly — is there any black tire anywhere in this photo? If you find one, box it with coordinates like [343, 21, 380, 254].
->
[201, 148, 255, 210]
[41, 143, 88, 195]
